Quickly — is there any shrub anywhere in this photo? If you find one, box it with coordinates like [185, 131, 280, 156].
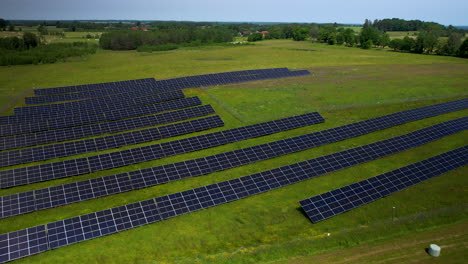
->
[361, 39, 373, 49]
[247, 33, 263, 42]
[0, 42, 97, 66]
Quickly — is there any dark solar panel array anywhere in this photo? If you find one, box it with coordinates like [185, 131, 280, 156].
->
[0, 105, 215, 161]
[0, 116, 224, 167]
[0, 118, 464, 263]
[0, 97, 202, 143]
[1, 98, 464, 188]
[31, 68, 306, 99]
[14, 90, 184, 118]
[1, 101, 466, 215]
[0, 112, 325, 188]
[33, 78, 156, 96]
[26, 69, 310, 105]
[0, 103, 468, 217]
[26, 82, 168, 105]
[300, 146, 467, 223]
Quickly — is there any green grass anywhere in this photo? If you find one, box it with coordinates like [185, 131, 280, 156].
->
[387, 31, 418, 39]
[0, 39, 467, 263]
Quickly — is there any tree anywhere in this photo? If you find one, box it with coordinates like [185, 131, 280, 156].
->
[361, 39, 373, 49]
[292, 27, 309, 41]
[336, 32, 344, 45]
[340, 28, 356, 46]
[8, 24, 15, 31]
[317, 25, 336, 43]
[457, 39, 468, 58]
[23, 32, 39, 48]
[37, 25, 48, 36]
[0, 18, 7, 30]
[379, 33, 390, 48]
[309, 24, 319, 39]
[440, 33, 463, 55]
[415, 31, 438, 54]
[363, 19, 372, 28]
[401, 36, 416, 52]
[389, 39, 403, 51]
[360, 27, 380, 48]
[247, 32, 263, 42]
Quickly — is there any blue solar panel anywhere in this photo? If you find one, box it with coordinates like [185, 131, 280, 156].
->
[0, 114, 466, 217]
[0, 98, 466, 188]
[27, 68, 309, 104]
[0, 116, 224, 167]
[0, 117, 464, 263]
[0, 105, 215, 160]
[0, 112, 325, 188]
[0, 97, 201, 135]
[33, 77, 156, 96]
[299, 146, 467, 223]
[13, 90, 185, 118]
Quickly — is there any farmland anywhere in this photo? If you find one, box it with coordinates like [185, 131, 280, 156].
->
[0, 39, 467, 263]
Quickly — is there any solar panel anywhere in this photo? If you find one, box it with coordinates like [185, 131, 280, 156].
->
[0, 98, 465, 187]
[0, 116, 224, 167]
[33, 77, 156, 96]
[0, 97, 202, 144]
[299, 146, 467, 223]
[13, 90, 185, 119]
[0, 105, 215, 160]
[0, 112, 325, 188]
[0, 119, 465, 263]
[27, 68, 309, 104]
[0, 115, 466, 217]
[27, 82, 167, 105]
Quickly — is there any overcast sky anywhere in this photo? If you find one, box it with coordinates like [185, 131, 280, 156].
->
[1, 0, 467, 25]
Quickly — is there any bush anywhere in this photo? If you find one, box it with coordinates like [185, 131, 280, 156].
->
[0, 42, 97, 66]
[458, 39, 468, 58]
[361, 39, 373, 49]
[247, 33, 263, 42]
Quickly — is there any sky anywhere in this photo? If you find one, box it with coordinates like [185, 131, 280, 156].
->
[1, 0, 467, 25]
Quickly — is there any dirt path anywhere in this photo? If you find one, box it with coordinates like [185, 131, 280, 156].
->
[283, 222, 468, 264]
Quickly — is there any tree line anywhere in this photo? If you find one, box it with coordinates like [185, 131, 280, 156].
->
[100, 27, 235, 50]
[0, 31, 96, 66]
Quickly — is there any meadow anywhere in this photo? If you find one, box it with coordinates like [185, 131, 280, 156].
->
[0, 39, 467, 263]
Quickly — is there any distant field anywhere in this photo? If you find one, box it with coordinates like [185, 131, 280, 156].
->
[387, 31, 418, 39]
[0, 39, 467, 264]
[341, 26, 362, 32]
[0, 28, 100, 44]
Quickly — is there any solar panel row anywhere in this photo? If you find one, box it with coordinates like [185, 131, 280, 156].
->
[0, 118, 464, 263]
[1, 98, 464, 188]
[0, 115, 224, 167]
[299, 146, 467, 223]
[31, 68, 294, 97]
[13, 90, 185, 118]
[27, 81, 166, 105]
[0, 104, 465, 217]
[26, 68, 309, 105]
[1, 105, 215, 161]
[33, 78, 156, 96]
[0, 112, 325, 188]
[0, 96, 201, 129]
[0, 97, 202, 144]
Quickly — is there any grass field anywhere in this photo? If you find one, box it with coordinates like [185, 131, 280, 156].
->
[0, 39, 467, 263]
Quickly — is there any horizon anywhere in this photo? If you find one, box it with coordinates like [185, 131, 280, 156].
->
[1, 0, 467, 26]
[3, 19, 468, 28]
